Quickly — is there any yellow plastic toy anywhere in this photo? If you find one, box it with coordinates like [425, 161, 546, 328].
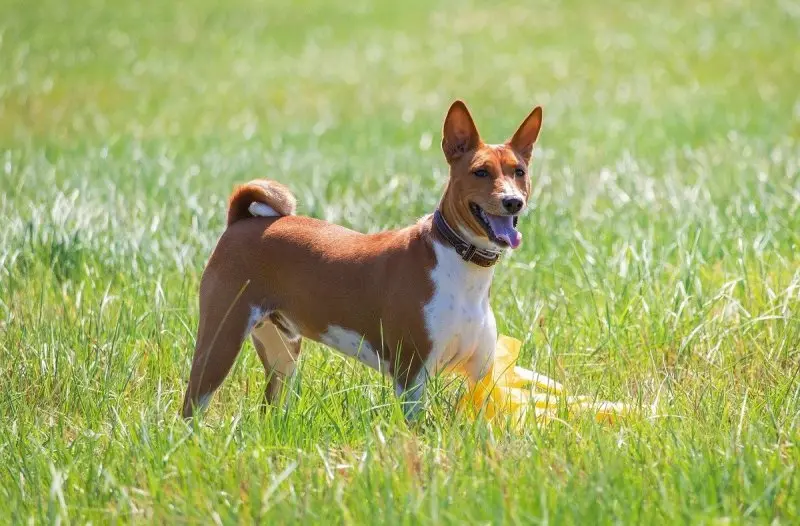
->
[458, 335, 630, 426]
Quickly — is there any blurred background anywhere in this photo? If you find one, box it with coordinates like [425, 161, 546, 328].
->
[2, 0, 797, 267]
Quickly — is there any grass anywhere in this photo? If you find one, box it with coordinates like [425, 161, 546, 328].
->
[1, 0, 799, 522]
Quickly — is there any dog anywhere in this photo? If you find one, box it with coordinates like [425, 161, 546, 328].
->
[181, 100, 543, 420]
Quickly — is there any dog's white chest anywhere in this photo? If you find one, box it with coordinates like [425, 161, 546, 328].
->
[423, 241, 497, 377]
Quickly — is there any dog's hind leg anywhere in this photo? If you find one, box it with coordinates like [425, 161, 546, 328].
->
[251, 315, 302, 411]
[182, 283, 263, 419]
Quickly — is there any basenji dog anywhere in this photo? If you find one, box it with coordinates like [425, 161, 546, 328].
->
[182, 100, 543, 420]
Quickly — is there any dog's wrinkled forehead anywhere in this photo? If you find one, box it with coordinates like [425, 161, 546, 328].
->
[470, 144, 526, 171]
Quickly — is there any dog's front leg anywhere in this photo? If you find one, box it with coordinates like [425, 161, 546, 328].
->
[394, 367, 428, 422]
[463, 307, 499, 386]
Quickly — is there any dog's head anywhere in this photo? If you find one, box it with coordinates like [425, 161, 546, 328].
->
[439, 100, 542, 251]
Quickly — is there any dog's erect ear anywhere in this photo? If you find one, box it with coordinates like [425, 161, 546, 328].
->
[442, 100, 481, 164]
[507, 106, 543, 164]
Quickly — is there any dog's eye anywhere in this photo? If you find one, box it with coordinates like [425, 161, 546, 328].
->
[473, 169, 490, 178]
[514, 168, 526, 177]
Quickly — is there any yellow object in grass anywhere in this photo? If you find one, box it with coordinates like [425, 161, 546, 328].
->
[458, 335, 630, 425]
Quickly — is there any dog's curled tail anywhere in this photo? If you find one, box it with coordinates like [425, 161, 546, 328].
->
[227, 179, 297, 226]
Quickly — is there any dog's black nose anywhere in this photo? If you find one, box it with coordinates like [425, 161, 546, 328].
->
[502, 197, 523, 214]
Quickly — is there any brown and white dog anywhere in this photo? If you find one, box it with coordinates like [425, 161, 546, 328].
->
[181, 100, 543, 420]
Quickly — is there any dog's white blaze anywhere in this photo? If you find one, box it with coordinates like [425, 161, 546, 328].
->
[320, 325, 386, 372]
[249, 202, 280, 217]
[500, 182, 523, 200]
[422, 240, 497, 381]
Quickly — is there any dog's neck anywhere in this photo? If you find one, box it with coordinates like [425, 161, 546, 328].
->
[431, 209, 502, 268]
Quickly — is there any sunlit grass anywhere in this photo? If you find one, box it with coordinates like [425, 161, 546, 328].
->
[1, 0, 799, 522]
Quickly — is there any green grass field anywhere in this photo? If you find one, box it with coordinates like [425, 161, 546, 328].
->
[2, 0, 799, 522]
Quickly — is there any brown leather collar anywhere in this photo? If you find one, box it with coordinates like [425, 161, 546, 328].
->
[432, 209, 502, 267]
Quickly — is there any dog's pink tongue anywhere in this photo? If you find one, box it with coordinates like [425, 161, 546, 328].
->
[486, 214, 522, 249]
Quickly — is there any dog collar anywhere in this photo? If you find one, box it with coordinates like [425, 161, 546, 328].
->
[433, 209, 502, 267]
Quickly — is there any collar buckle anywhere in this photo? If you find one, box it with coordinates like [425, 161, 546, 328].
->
[461, 244, 477, 262]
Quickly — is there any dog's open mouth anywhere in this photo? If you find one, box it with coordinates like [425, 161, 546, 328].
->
[469, 203, 522, 249]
